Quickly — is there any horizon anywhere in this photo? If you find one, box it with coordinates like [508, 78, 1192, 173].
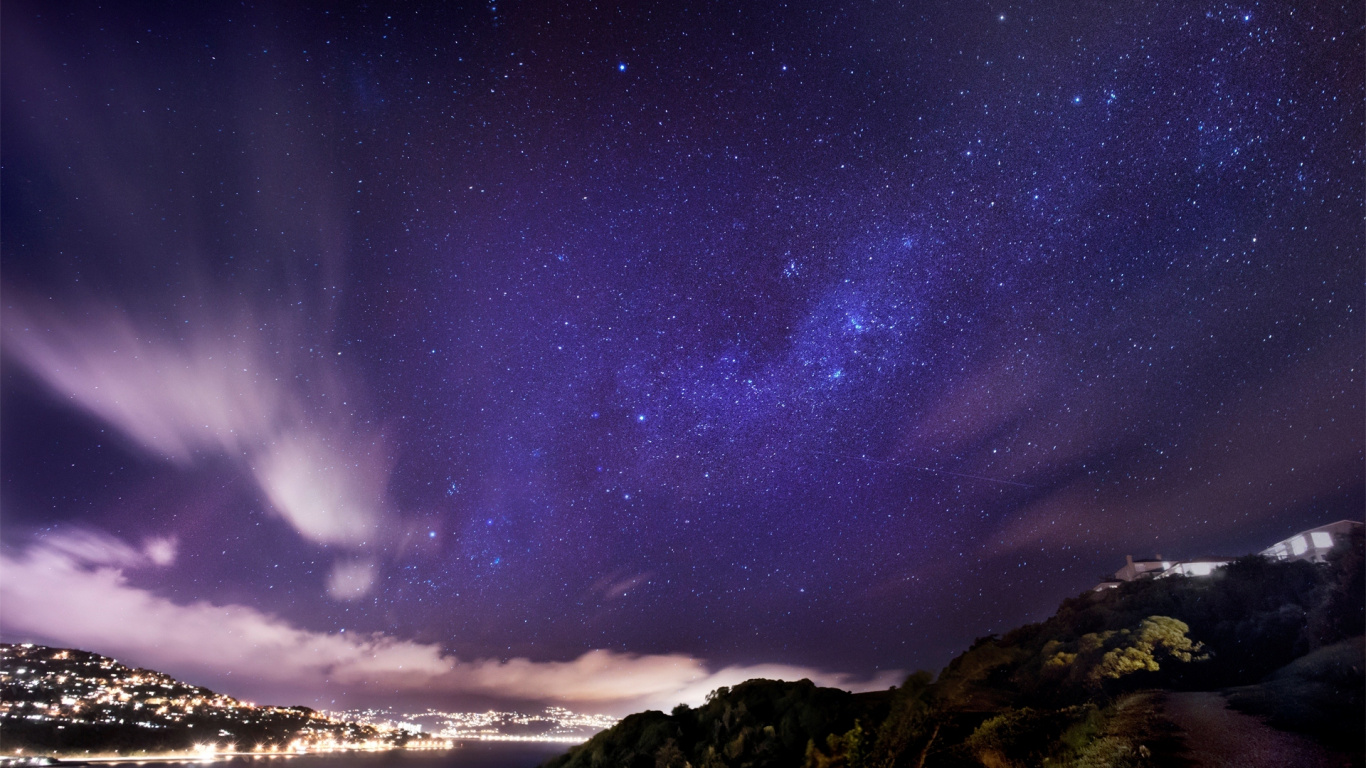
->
[1, 0, 1361, 718]
[1, 518, 1355, 717]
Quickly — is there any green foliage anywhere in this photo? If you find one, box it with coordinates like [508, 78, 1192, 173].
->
[1305, 527, 1366, 645]
[930, 639, 1027, 711]
[1043, 615, 1206, 687]
[1068, 736, 1147, 768]
[1053, 704, 1103, 758]
[963, 707, 1091, 768]
[945, 534, 1366, 705]
[655, 737, 688, 768]
[804, 720, 866, 768]
[865, 672, 940, 768]
[1057, 690, 1184, 768]
[936, 613, 1205, 711]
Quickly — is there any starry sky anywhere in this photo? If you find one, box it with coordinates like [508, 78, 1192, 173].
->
[1, 0, 1361, 714]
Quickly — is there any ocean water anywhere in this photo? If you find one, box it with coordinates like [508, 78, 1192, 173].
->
[69, 743, 571, 768]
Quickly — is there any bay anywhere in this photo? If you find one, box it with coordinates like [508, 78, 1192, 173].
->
[62, 742, 571, 768]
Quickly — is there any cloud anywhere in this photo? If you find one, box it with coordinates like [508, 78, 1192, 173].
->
[587, 569, 655, 600]
[143, 537, 178, 567]
[40, 528, 146, 568]
[2, 301, 389, 568]
[0, 529, 900, 712]
[254, 431, 390, 547]
[326, 558, 378, 601]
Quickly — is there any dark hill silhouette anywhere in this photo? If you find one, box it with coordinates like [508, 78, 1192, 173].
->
[546, 527, 1364, 767]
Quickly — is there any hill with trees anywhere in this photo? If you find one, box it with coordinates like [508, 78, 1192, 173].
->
[546, 529, 1363, 767]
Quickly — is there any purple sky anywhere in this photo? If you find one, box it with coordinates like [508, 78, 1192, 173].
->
[1, 0, 1361, 715]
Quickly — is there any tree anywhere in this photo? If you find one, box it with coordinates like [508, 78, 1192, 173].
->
[1089, 616, 1204, 683]
[1041, 615, 1206, 692]
[655, 738, 687, 768]
[803, 720, 865, 768]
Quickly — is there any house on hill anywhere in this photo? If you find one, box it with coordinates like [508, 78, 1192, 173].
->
[1093, 555, 1171, 591]
[1260, 519, 1364, 564]
[1093, 554, 1234, 591]
[1156, 556, 1233, 578]
[1092, 518, 1364, 592]
[1113, 554, 1170, 582]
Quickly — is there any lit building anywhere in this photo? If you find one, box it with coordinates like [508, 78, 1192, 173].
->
[1092, 518, 1363, 592]
[1260, 520, 1363, 564]
[1155, 557, 1232, 579]
[1113, 554, 1171, 582]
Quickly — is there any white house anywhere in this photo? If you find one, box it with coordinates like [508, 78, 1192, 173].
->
[1260, 519, 1363, 564]
[1092, 554, 1174, 591]
[1113, 554, 1170, 582]
[1155, 557, 1232, 579]
[1091, 518, 1362, 592]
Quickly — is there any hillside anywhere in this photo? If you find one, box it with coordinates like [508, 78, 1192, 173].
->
[0, 643, 408, 757]
[546, 530, 1364, 767]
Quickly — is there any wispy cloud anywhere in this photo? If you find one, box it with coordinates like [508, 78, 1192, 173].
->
[2, 301, 391, 596]
[587, 570, 656, 601]
[0, 529, 900, 712]
[325, 557, 379, 601]
[142, 536, 178, 567]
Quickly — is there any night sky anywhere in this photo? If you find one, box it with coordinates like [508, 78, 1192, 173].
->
[2, 1, 1361, 714]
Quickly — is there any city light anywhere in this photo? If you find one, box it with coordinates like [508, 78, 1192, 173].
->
[332, 704, 618, 743]
[2, 643, 612, 761]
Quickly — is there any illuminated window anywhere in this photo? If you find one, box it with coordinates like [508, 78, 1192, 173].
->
[1290, 535, 1308, 555]
[1310, 531, 1333, 549]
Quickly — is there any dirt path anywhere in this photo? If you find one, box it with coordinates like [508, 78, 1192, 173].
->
[1164, 691, 1355, 768]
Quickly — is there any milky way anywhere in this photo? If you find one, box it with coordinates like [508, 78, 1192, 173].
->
[1, 1, 1361, 712]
